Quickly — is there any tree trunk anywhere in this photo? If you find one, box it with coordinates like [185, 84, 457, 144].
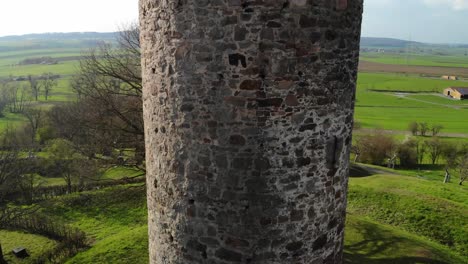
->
[0, 242, 7, 264]
[443, 169, 450, 183]
[140, 1, 363, 263]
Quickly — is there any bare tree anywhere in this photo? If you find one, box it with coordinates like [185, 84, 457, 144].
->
[459, 154, 468, 185]
[38, 72, 58, 100]
[424, 137, 443, 165]
[5, 82, 28, 113]
[28, 75, 40, 101]
[443, 168, 451, 183]
[64, 23, 144, 167]
[431, 124, 444, 137]
[408, 121, 419, 136]
[419, 122, 429, 136]
[45, 139, 79, 194]
[22, 107, 43, 144]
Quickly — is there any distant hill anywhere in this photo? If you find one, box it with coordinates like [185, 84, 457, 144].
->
[0, 32, 118, 51]
[0, 32, 117, 41]
[361, 37, 422, 48]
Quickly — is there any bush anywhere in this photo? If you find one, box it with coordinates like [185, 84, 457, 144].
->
[398, 139, 418, 168]
[355, 132, 397, 165]
[408, 121, 418, 136]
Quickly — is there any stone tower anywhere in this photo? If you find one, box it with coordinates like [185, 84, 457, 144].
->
[140, 0, 363, 263]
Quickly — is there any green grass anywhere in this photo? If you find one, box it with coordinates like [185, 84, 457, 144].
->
[0, 112, 27, 131]
[344, 215, 467, 264]
[355, 73, 468, 133]
[348, 174, 468, 257]
[40, 185, 148, 264]
[0, 230, 57, 264]
[102, 166, 144, 180]
[357, 72, 465, 93]
[354, 94, 468, 133]
[66, 226, 148, 264]
[0, 60, 79, 78]
[407, 94, 468, 107]
[360, 52, 468, 68]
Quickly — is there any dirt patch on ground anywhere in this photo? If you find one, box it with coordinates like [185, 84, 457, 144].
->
[359, 60, 468, 77]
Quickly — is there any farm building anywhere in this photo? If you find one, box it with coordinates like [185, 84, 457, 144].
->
[441, 75, 458, 80]
[443, 87, 468, 100]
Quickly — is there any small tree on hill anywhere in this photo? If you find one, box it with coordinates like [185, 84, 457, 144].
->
[408, 121, 419, 136]
[38, 72, 58, 100]
[419, 122, 429, 136]
[459, 154, 468, 185]
[431, 124, 444, 137]
[424, 137, 443, 165]
[28, 75, 40, 101]
[397, 139, 418, 168]
[45, 139, 80, 194]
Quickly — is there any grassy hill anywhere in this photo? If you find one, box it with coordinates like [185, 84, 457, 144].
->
[3, 168, 465, 263]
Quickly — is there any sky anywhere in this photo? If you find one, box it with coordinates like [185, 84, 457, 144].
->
[362, 0, 468, 43]
[0, 0, 139, 37]
[0, 0, 467, 44]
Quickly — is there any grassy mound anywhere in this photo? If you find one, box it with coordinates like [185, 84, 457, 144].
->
[348, 174, 468, 258]
[345, 215, 466, 264]
[66, 226, 148, 264]
[38, 184, 148, 263]
[0, 230, 57, 264]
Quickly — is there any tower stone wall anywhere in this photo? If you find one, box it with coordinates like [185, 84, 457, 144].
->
[140, 0, 363, 263]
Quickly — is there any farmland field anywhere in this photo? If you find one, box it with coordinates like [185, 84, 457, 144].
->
[360, 52, 468, 68]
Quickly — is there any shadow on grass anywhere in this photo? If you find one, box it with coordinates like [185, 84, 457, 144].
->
[345, 253, 449, 264]
[344, 217, 450, 264]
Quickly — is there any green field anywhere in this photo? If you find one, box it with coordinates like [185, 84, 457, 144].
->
[360, 52, 468, 68]
[0, 230, 57, 264]
[355, 72, 468, 133]
[357, 72, 466, 93]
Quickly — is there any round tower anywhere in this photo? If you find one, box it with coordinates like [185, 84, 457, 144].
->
[140, 0, 363, 262]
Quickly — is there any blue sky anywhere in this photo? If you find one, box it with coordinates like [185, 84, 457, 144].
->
[362, 0, 468, 43]
[0, 0, 467, 44]
[0, 0, 138, 37]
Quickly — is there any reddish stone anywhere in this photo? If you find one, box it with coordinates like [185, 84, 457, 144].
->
[277, 80, 294, 90]
[240, 80, 262, 90]
[285, 94, 299, 106]
[336, 0, 348, 10]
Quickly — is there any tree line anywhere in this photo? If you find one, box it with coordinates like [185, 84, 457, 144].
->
[352, 129, 468, 185]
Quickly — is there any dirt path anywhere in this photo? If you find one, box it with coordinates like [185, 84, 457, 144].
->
[391, 92, 463, 109]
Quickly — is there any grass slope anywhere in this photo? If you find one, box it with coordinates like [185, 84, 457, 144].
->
[348, 174, 467, 258]
[0, 230, 57, 264]
[39, 184, 148, 264]
[344, 215, 466, 264]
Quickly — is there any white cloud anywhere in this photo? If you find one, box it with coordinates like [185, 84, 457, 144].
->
[423, 0, 468, 10]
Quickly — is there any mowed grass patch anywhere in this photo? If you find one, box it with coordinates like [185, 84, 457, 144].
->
[357, 72, 464, 93]
[0, 230, 57, 264]
[66, 226, 148, 264]
[0, 48, 83, 66]
[0, 60, 78, 78]
[347, 174, 468, 257]
[344, 215, 466, 264]
[407, 94, 468, 107]
[360, 52, 468, 68]
[40, 184, 148, 263]
[355, 89, 468, 133]
[0, 112, 27, 131]
[102, 166, 145, 180]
